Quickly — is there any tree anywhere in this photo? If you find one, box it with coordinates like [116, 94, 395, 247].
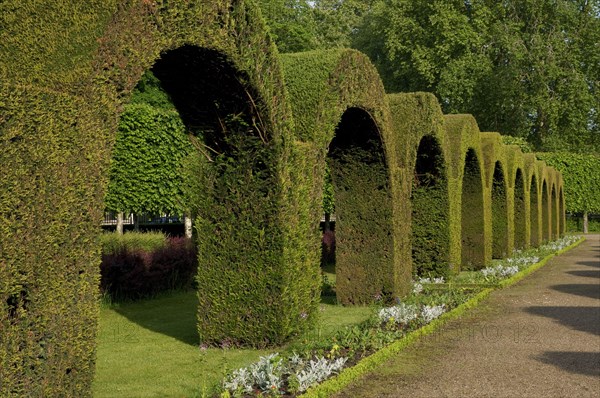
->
[257, 0, 319, 53]
[353, 0, 599, 153]
[105, 72, 193, 223]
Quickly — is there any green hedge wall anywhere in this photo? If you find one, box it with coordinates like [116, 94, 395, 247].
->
[0, 84, 112, 396]
[481, 133, 511, 259]
[523, 154, 540, 248]
[536, 152, 600, 224]
[503, 145, 525, 251]
[105, 103, 191, 214]
[282, 49, 401, 304]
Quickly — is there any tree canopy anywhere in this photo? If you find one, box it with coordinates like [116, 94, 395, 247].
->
[258, 0, 599, 153]
[104, 72, 192, 214]
[353, 0, 599, 153]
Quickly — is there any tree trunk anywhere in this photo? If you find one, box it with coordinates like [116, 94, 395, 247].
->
[324, 213, 331, 232]
[184, 214, 193, 239]
[133, 213, 139, 231]
[583, 211, 589, 233]
[116, 212, 124, 235]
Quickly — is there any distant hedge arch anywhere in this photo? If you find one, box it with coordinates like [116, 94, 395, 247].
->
[444, 114, 489, 270]
[282, 49, 400, 304]
[390, 94, 455, 279]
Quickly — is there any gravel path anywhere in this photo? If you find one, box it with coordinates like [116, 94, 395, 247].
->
[335, 235, 600, 398]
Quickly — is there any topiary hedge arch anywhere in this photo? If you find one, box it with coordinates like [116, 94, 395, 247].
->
[481, 133, 512, 259]
[444, 115, 490, 270]
[1, 0, 318, 394]
[1, 1, 568, 395]
[386, 93, 455, 279]
[505, 145, 528, 251]
[282, 49, 403, 304]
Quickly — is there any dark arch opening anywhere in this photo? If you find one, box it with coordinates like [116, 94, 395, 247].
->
[559, 188, 565, 236]
[530, 175, 540, 247]
[411, 135, 450, 278]
[327, 107, 394, 304]
[514, 169, 527, 249]
[491, 162, 508, 258]
[542, 180, 550, 242]
[461, 148, 485, 270]
[551, 185, 558, 240]
[104, 45, 279, 345]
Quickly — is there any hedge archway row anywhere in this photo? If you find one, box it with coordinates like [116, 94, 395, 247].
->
[0, 1, 564, 395]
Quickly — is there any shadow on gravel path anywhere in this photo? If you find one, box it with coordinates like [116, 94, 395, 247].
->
[335, 235, 600, 398]
[535, 351, 600, 377]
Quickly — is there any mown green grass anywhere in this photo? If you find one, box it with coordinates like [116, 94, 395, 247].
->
[93, 290, 372, 397]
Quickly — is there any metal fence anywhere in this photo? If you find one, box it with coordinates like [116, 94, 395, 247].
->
[102, 211, 183, 226]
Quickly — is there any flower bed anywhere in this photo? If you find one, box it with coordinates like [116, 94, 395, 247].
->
[218, 235, 582, 397]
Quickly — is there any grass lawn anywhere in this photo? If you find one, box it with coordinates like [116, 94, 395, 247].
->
[93, 289, 371, 397]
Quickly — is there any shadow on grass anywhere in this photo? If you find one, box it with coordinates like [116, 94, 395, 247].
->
[113, 289, 199, 346]
[525, 306, 600, 336]
[534, 351, 600, 377]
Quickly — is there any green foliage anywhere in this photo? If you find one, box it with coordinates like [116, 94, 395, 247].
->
[322, 163, 335, 215]
[257, 0, 319, 53]
[104, 102, 191, 214]
[501, 135, 533, 153]
[329, 133, 394, 304]
[1, 1, 317, 394]
[99, 231, 167, 255]
[513, 170, 527, 249]
[128, 71, 176, 111]
[282, 49, 399, 303]
[536, 153, 600, 214]
[354, 0, 599, 153]
[567, 216, 600, 233]
[411, 136, 450, 278]
[460, 148, 486, 270]
[491, 162, 509, 258]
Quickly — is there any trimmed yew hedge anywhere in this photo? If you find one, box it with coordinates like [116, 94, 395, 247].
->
[282, 49, 400, 304]
[1, 1, 314, 394]
[444, 115, 490, 270]
[386, 93, 454, 278]
[1, 1, 568, 395]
